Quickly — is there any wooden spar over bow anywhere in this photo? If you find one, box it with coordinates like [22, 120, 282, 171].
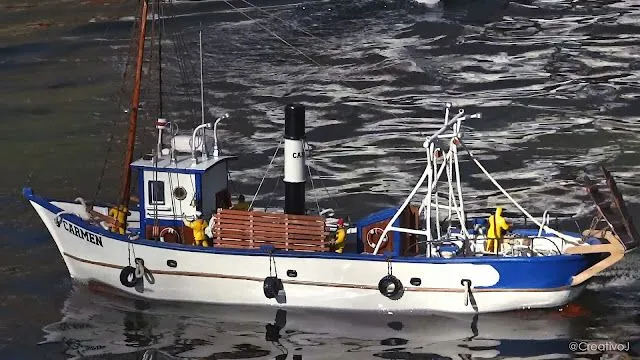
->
[564, 166, 639, 286]
[117, 0, 149, 226]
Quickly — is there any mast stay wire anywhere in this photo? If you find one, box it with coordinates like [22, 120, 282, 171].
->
[216, 0, 415, 212]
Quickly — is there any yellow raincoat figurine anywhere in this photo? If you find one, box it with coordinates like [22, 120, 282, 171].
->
[108, 205, 128, 235]
[183, 211, 209, 247]
[332, 218, 346, 253]
[230, 194, 250, 211]
[485, 207, 511, 253]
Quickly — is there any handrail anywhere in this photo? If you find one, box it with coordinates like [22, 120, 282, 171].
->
[537, 210, 550, 237]
[531, 236, 562, 255]
[213, 113, 229, 158]
[191, 122, 212, 162]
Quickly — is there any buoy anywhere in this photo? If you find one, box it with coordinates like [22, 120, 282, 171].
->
[378, 274, 404, 300]
[120, 266, 139, 287]
[367, 227, 388, 250]
[263, 276, 283, 299]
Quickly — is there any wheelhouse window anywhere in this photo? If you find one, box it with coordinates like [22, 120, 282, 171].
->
[148, 180, 165, 205]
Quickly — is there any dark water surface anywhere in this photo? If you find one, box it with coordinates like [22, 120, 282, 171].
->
[2, 0, 640, 358]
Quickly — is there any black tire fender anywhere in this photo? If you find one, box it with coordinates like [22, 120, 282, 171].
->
[120, 266, 139, 287]
[263, 276, 283, 299]
[378, 274, 404, 300]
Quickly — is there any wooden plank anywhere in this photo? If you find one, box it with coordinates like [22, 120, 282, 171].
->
[250, 239, 328, 247]
[215, 230, 247, 237]
[218, 209, 324, 221]
[216, 229, 327, 241]
[216, 219, 324, 234]
[215, 234, 329, 247]
[215, 237, 248, 243]
[214, 239, 329, 252]
[216, 214, 324, 229]
[285, 246, 328, 252]
[214, 221, 325, 234]
[284, 213, 324, 221]
[216, 210, 325, 225]
[285, 219, 325, 227]
[214, 237, 253, 244]
[217, 234, 327, 246]
[247, 241, 328, 252]
[564, 242, 624, 286]
[216, 215, 324, 228]
[214, 243, 255, 249]
[216, 226, 325, 241]
[219, 236, 328, 246]
[215, 226, 249, 234]
[212, 208, 331, 253]
[253, 232, 325, 242]
[285, 219, 325, 226]
[249, 212, 254, 247]
[217, 213, 283, 223]
[214, 240, 250, 248]
[215, 214, 221, 245]
[214, 225, 325, 239]
[214, 233, 328, 245]
[284, 226, 325, 236]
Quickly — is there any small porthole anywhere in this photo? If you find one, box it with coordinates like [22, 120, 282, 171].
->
[173, 186, 187, 200]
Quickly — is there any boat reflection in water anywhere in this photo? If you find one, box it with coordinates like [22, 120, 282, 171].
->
[39, 281, 618, 360]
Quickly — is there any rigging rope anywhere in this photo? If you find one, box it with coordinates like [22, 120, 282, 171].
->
[249, 139, 283, 210]
[265, 176, 282, 211]
[234, 0, 419, 90]
[303, 140, 321, 214]
[223, 1, 322, 67]
[213, 0, 428, 212]
[165, 3, 204, 129]
[306, 156, 321, 214]
[157, 0, 164, 117]
[99, 0, 428, 222]
[92, 4, 141, 205]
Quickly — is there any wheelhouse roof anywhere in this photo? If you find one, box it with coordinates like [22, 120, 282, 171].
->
[131, 154, 237, 174]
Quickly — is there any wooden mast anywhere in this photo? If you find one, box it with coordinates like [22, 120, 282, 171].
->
[118, 0, 150, 219]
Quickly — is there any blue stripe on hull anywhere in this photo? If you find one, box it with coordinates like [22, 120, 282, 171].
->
[23, 187, 594, 290]
[483, 255, 591, 289]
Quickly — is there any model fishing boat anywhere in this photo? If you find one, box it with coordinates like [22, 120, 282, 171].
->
[24, 0, 639, 314]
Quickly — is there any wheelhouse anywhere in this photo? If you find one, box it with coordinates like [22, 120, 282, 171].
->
[131, 149, 236, 243]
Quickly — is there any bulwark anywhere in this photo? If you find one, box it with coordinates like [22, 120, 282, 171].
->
[62, 220, 104, 247]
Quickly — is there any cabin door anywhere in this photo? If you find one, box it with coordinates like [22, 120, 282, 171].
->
[215, 190, 232, 211]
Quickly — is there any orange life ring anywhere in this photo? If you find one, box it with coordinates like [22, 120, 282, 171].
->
[366, 227, 388, 251]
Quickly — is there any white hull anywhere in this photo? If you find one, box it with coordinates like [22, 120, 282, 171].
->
[28, 195, 590, 314]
